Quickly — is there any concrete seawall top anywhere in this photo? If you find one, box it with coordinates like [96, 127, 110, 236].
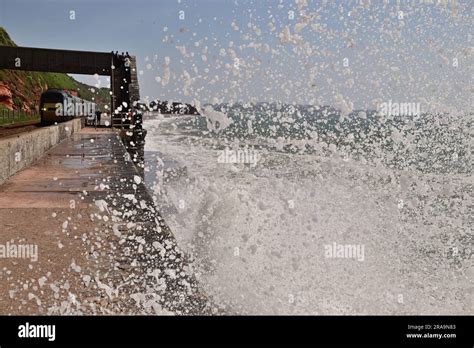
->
[0, 126, 218, 315]
[0, 119, 82, 185]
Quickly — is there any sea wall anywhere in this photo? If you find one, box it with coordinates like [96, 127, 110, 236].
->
[0, 119, 82, 184]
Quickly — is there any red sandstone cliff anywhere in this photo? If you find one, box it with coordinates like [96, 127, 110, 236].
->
[0, 83, 14, 110]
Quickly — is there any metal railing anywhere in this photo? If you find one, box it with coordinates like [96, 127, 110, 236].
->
[112, 111, 142, 129]
[0, 108, 39, 124]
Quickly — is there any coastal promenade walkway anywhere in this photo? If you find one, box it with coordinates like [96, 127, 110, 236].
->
[0, 127, 216, 315]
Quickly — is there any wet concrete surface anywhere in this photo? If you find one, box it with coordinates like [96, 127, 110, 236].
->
[0, 127, 219, 315]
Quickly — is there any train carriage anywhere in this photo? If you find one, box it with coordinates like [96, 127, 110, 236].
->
[40, 89, 95, 125]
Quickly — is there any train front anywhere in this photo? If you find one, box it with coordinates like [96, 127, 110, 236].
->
[40, 89, 68, 125]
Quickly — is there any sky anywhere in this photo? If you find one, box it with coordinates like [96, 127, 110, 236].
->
[0, 0, 472, 112]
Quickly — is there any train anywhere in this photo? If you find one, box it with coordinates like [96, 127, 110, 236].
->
[40, 88, 144, 129]
[40, 89, 96, 125]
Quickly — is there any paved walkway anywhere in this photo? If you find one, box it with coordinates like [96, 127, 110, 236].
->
[0, 127, 216, 315]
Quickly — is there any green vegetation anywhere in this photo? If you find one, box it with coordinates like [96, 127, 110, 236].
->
[0, 104, 39, 125]
[0, 114, 40, 126]
[0, 27, 16, 46]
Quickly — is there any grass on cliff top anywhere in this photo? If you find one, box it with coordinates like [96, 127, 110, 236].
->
[0, 27, 16, 46]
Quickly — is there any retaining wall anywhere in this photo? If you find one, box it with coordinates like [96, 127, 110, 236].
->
[0, 119, 82, 185]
